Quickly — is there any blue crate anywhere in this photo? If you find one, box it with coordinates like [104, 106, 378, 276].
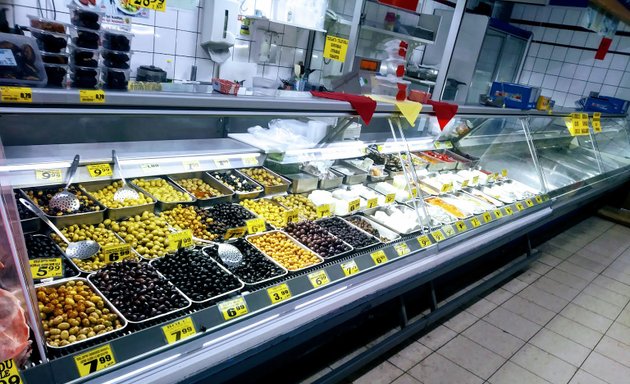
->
[577, 93, 629, 114]
[489, 82, 541, 110]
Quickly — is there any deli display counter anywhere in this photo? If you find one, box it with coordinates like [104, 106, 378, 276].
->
[0, 91, 628, 384]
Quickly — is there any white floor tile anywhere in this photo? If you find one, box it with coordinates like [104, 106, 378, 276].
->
[408, 352, 483, 384]
[568, 369, 608, 384]
[501, 295, 556, 326]
[530, 328, 591, 366]
[582, 283, 630, 307]
[390, 373, 422, 384]
[388, 341, 432, 371]
[606, 321, 630, 345]
[592, 274, 630, 296]
[572, 292, 624, 320]
[484, 288, 514, 306]
[555, 260, 599, 281]
[594, 335, 630, 368]
[353, 360, 403, 384]
[512, 344, 577, 384]
[484, 307, 541, 341]
[616, 307, 630, 328]
[518, 285, 569, 312]
[582, 351, 630, 384]
[465, 298, 498, 318]
[437, 335, 505, 379]
[545, 269, 590, 290]
[417, 325, 457, 351]
[546, 315, 603, 349]
[488, 361, 552, 384]
[443, 310, 479, 333]
[560, 303, 613, 333]
[533, 276, 581, 301]
[463, 320, 525, 358]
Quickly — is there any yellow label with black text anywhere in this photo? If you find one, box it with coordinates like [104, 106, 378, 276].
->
[442, 225, 456, 237]
[471, 217, 481, 227]
[242, 156, 259, 166]
[504, 206, 514, 215]
[431, 230, 446, 242]
[308, 270, 330, 288]
[167, 230, 193, 251]
[246, 218, 266, 234]
[79, 89, 105, 103]
[348, 199, 361, 212]
[74, 344, 116, 377]
[0, 359, 22, 384]
[131, 0, 166, 12]
[283, 209, 299, 226]
[516, 202, 525, 211]
[162, 317, 196, 344]
[102, 244, 131, 264]
[418, 235, 432, 248]
[501, 169, 508, 177]
[367, 198, 378, 209]
[218, 296, 248, 320]
[316, 204, 331, 218]
[494, 209, 503, 219]
[35, 169, 63, 182]
[29, 258, 63, 279]
[371, 250, 388, 265]
[535, 195, 543, 204]
[224, 226, 247, 240]
[385, 193, 396, 204]
[323, 36, 349, 62]
[525, 199, 534, 207]
[483, 212, 493, 223]
[341, 260, 359, 276]
[394, 242, 410, 256]
[268, 283, 292, 304]
[455, 221, 468, 232]
[0, 86, 32, 103]
[592, 112, 602, 133]
[87, 164, 113, 178]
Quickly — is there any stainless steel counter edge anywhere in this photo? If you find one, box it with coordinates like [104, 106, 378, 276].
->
[88, 208, 552, 384]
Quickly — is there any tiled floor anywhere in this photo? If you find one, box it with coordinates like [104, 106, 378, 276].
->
[348, 217, 630, 384]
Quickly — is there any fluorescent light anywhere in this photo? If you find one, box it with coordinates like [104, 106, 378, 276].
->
[294, 286, 347, 310]
[101, 353, 181, 384]
[202, 314, 280, 348]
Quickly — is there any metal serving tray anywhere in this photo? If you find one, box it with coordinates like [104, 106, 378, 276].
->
[21, 217, 41, 234]
[167, 171, 234, 207]
[331, 164, 368, 185]
[346, 215, 401, 244]
[272, 193, 318, 222]
[87, 265, 192, 325]
[236, 167, 291, 196]
[246, 230, 324, 272]
[284, 221, 355, 260]
[315, 216, 381, 251]
[208, 170, 264, 201]
[35, 277, 128, 350]
[363, 204, 426, 235]
[302, 169, 344, 190]
[150, 251, 245, 304]
[240, 197, 293, 229]
[202, 241, 289, 287]
[424, 196, 474, 220]
[283, 173, 319, 193]
[80, 180, 155, 220]
[28, 234, 80, 283]
[450, 190, 495, 213]
[130, 177, 196, 211]
[56, 232, 142, 274]
[413, 152, 452, 172]
[463, 188, 504, 207]
[20, 186, 106, 228]
[367, 182, 414, 204]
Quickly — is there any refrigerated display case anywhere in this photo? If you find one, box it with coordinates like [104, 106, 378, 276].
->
[0, 91, 628, 384]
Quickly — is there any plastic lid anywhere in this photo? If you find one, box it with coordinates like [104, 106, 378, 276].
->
[101, 47, 133, 56]
[29, 27, 70, 39]
[27, 15, 67, 33]
[40, 51, 70, 57]
[69, 44, 101, 53]
[44, 63, 69, 69]
[69, 25, 102, 35]
[70, 64, 101, 72]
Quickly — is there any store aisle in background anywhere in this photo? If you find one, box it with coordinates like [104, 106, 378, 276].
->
[324, 217, 630, 384]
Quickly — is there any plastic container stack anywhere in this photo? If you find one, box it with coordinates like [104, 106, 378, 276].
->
[27, 15, 68, 87]
[68, 4, 103, 89]
[372, 40, 410, 101]
[101, 30, 133, 90]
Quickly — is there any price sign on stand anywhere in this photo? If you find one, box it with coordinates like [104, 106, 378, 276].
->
[241, 156, 259, 166]
[87, 164, 113, 178]
[471, 217, 482, 228]
[0, 86, 32, 103]
[525, 199, 534, 207]
[430, 230, 446, 242]
[74, 344, 116, 377]
[371, 250, 388, 265]
[316, 204, 331, 218]
[366, 198, 378, 209]
[348, 199, 361, 212]
[131, 0, 166, 12]
[79, 90, 105, 103]
[515, 202, 525, 211]
[417, 235, 432, 248]
[268, 283, 292, 304]
[461, 179, 469, 188]
[455, 221, 468, 232]
[0, 359, 22, 384]
[494, 209, 503, 219]
[35, 169, 63, 183]
[102, 244, 131, 263]
[162, 317, 196, 344]
[167, 230, 193, 251]
[385, 193, 396, 204]
[442, 225, 456, 237]
[504, 206, 514, 215]
[182, 160, 201, 171]
[394, 242, 410, 256]
[283, 210, 299, 226]
[472, 176, 479, 185]
[213, 158, 231, 168]
[218, 296, 248, 320]
[29, 258, 63, 279]
[592, 112, 602, 133]
[246, 218, 266, 234]
[308, 270, 330, 288]
[224, 227, 247, 240]
[482, 212, 493, 223]
[341, 260, 359, 276]
[501, 169, 508, 177]
[535, 195, 544, 204]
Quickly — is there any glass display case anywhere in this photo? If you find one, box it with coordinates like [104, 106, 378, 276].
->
[0, 91, 628, 383]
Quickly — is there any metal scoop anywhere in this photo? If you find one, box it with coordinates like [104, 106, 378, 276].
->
[112, 150, 140, 203]
[20, 198, 101, 260]
[216, 242, 244, 268]
[49, 155, 81, 213]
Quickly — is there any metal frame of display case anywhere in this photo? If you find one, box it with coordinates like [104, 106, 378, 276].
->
[0, 90, 628, 384]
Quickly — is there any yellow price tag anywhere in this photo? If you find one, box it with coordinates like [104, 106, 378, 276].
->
[348, 199, 361, 212]
[140, 163, 160, 173]
[525, 199, 534, 207]
[101, 244, 131, 264]
[504, 206, 514, 215]
[394, 242, 410, 256]
[0, 86, 32, 103]
[308, 270, 330, 288]
[385, 193, 396, 204]
[442, 225, 456, 237]
[323, 35, 349, 62]
[440, 183, 452, 193]
[213, 158, 231, 168]
[224, 226, 247, 240]
[182, 160, 201, 171]
[241, 156, 258, 166]
[482, 212, 493, 223]
[282, 209, 299, 226]
[592, 112, 602, 133]
[87, 164, 113, 178]
[341, 260, 359, 276]
[268, 283, 292, 304]
[411, 187, 418, 198]
[74, 344, 116, 377]
[316, 204, 331, 218]
[461, 179, 469, 188]
[515, 202, 525, 211]
[417, 235, 432, 248]
[501, 169, 508, 177]
[535, 195, 543, 204]
[162, 317, 196, 344]
[366, 198, 378, 209]
[471, 217, 481, 227]
[218, 296, 248, 321]
[29, 258, 63, 279]
[0, 359, 22, 384]
[167, 230, 194, 251]
[130, 0, 166, 12]
[494, 209, 503, 219]
[431, 230, 445, 242]
[455, 221, 468, 232]
[543, 195, 550, 202]
[371, 250, 388, 265]
[79, 89, 105, 103]
[35, 169, 63, 183]
[472, 176, 479, 185]
[246, 218, 266, 234]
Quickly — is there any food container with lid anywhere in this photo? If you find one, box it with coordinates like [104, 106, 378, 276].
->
[69, 65, 100, 89]
[69, 45, 99, 68]
[69, 26, 101, 49]
[30, 28, 69, 53]
[68, 3, 103, 30]
[40, 51, 69, 65]
[102, 48, 132, 69]
[102, 67, 129, 90]
[28, 15, 67, 34]
[43, 63, 68, 87]
[0, 33, 48, 87]
[103, 29, 133, 52]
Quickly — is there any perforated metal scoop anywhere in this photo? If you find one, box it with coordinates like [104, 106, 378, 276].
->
[20, 198, 101, 260]
[49, 155, 81, 213]
[217, 243, 244, 268]
[112, 150, 140, 203]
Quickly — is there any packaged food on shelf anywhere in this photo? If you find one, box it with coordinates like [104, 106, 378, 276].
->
[273, 194, 318, 220]
[209, 170, 263, 200]
[285, 221, 352, 258]
[247, 231, 323, 271]
[203, 239, 288, 285]
[40, 51, 69, 65]
[69, 26, 101, 49]
[35, 278, 126, 348]
[51, 223, 138, 272]
[102, 48, 131, 69]
[151, 248, 243, 303]
[346, 215, 400, 243]
[366, 204, 428, 234]
[0, 33, 48, 87]
[30, 28, 68, 53]
[241, 198, 290, 228]
[239, 167, 290, 194]
[103, 29, 133, 52]
[43, 63, 67, 87]
[69, 45, 99, 68]
[102, 67, 129, 90]
[107, 211, 171, 259]
[69, 65, 100, 89]
[25, 234, 79, 281]
[89, 260, 191, 323]
[160, 205, 219, 242]
[131, 178, 194, 210]
[68, 4, 103, 30]
[28, 15, 67, 33]
[316, 217, 380, 249]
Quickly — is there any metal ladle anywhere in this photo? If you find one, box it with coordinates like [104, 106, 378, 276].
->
[20, 198, 101, 260]
[49, 155, 81, 213]
[187, 234, 244, 268]
[112, 150, 140, 203]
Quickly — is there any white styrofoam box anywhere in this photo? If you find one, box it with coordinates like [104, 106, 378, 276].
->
[589, 67, 607, 82]
[549, 8, 566, 24]
[559, 63, 577, 78]
[194, 58, 215, 81]
[174, 56, 195, 81]
[563, 9, 582, 26]
[585, 81, 602, 94]
[556, 77, 571, 92]
[600, 85, 618, 97]
[177, 8, 199, 32]
[156, 7, 178, 29]
[570, 79, 587, 94]
[571, 31, 588, 47]
[533, 58, 549, 72]
[616, 87, 630, 100]
[609, 54, 629, 71]
[131, 24, 156, 53]
[176, 30, 198, 57]
[565, 48, 582, 64]
[547, 60, 562, 76]
[604, 69, 624, 86]
[574, 65, 591, 80]
[538, 44, 553, 58]
[130, 51, 153, 78]
[543, 28, 559, 43]
[557, 30, 573, 45]
[552, 90, 567, 106]
[154, 53, 176, 78]
[155, 27, 177, 55]
[529, 72, 544, 87]
[551, 46, 567, 61]
[543, 74, 558, 89]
